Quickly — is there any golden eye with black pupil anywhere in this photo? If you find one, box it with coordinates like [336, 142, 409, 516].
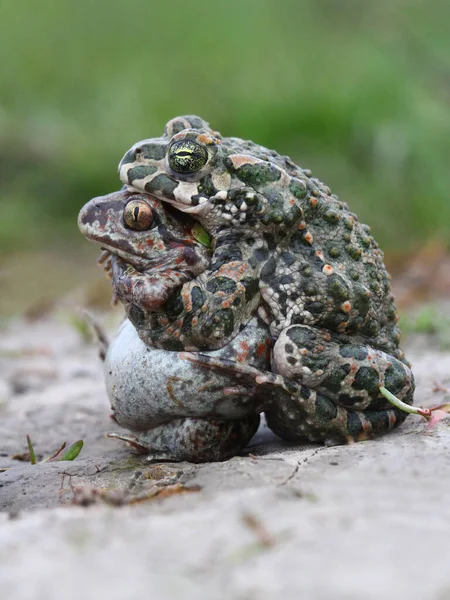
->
[168, 140, 208, 173]
[123, 199, 153, 230]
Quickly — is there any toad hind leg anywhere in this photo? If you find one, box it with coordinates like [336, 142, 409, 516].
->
[107, 414, 260, 463]
[264, 386, 409, 446]
[269, 323, 414, 444]
[273, 325, 414, 409]
[182, 323, 414, 445]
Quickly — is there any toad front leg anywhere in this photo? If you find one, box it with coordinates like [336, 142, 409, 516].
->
[183, 324, 415, 445]
[113, 231, 266, 351]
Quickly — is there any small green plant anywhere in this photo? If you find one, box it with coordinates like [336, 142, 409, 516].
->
[380, 387, 450, 428]
[26, 434, 37, 465]
[25, 435, 84, 465]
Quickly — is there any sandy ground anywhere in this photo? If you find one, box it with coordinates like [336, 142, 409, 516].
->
[1, 312, 450, 600]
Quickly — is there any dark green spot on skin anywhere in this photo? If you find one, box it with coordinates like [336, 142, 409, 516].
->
[368, 395, 391, 410]
[146, 175, 178, 200]
[137, 143, 167, 161]
[162, 289, 184, 318]
[253, 247, 270, 262]
[283, 380, 299, 395]
[234, 162, 281, 187]
[191, 287, 206, 312]
[210, 249, 242, 271]
[180, 312, 195, 336]
[280, 275, 293, 286]
[302, 352, 330, 372]
[190, 194, 207, 206]
[346, 411, 364, 437]
[323, 210, 340, 224]
[243, 278, 260, 302]
[328, 276, 350, 301]
[260, 257, 277, 282]
[286, 326, 317, 349]
[271, 214, 284, 224]
[289, 179, 307, 199]
[165, 118, 189, 136]
[255, 200, 266, 214]
[212, 195, 227, 206]
[244, 194, 258, 206]
[345, 245, 362, 260]
[352, 286, 371, 317]
[267, 190, 284, 208]
[234, 197, 246, 210]
[343, 217, 354, 230]
[301, 385, 311, 399]
[387, 305, 397, 321]
[280, 252, 295, 266]
[127, 165, 157, 184]
[304, 301, 325, 314]
[321, 313, 349, 331]
[363, 320, 379, 337]
[384, 362, 408, 395]
[392, 328, 402, 343]
[352, 317, 364, 330]
[285, 344, 294, 354]
[304, 282, 318, 296]
[198, 174, 218, 197]
[321, 364, 352, 393]
[206, 276, 237, 295]
[339, 345, 368, 361]
[315, 395, 338, 422]
[212, 309, 235, 338]
[338, 393, 365, 408]
[365, 410, 390, 433]
[120, 149, 138, 166]
[287, 357, 297, 366]
[329, 247, 341, 258]
[352, 366, 381, 396]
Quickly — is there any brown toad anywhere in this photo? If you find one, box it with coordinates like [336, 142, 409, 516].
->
[78, 189, 272, 461]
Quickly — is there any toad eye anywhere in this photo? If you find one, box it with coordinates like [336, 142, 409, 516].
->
[123, 199, 153, 230]
[168, 140, 208, 174]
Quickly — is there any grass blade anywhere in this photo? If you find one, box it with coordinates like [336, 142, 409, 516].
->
[26, 435, 37, 465]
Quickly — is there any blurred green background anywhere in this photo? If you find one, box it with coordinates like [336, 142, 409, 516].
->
[1, 0, 449, 315]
